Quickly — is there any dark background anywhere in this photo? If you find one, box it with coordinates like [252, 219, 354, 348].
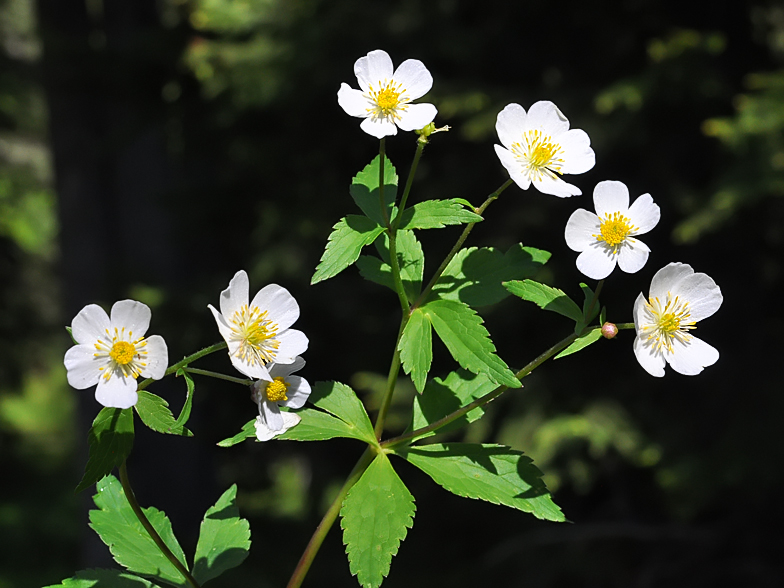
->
[1, 0, 782, 586]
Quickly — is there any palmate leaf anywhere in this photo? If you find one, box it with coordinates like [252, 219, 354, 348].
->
[89, 475, 189, 587]
[394, 443, 565, 522]
[503, 279, 583, 323]
[312, 215, 385, 285]
[357, 230, 424, 300]
[341, 453, 415, 588]
[555, 327, 603, 359]
[396, 199, 482, 230]
[350, 154, 398, 226]
[398, 307, 432, 393]
[192, 485, 251, 585]
[45, 569, 163, 588]
[76, 408, 134, 493]
[134, 391, 192, 437]
[431, 244, 550, 307]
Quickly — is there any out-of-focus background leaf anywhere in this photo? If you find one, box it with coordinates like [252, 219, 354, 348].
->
[0, 0, 781, 586]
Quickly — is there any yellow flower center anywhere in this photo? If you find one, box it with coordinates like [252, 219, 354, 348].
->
[594, 212, 638, 251]
[511, 130, 564, 181]
[265, 377, 289, 403]
[229, 304, 279, 368]
[367, 80, 408, 120]
[109, 341, 136, 365]
[94, 327, 148, 380]
[642, 292, 696, 353]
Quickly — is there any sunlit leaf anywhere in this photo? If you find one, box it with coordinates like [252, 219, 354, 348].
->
[134, 391, 192, 437]
[75, 408, 134, 494]
[307, 381, 377, 444]
[350, 155, 398, 227]
[44, 569, 163, 588]
[312, 216, 385, 284]
[504, 279, 583, 323]
[398, 307, 432, 393]
[555, 328, 603, 359]
[397, 199, 482, 230]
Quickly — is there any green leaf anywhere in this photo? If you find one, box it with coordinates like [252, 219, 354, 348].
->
[395, 443, 565, 522]
[423, 299, 521, 389]
[409, 369, 496, 440]
[44, 569, 163, 588]
[350, 155, 398, 227]
[216, 419, 256, 447]
[398, 307, 432, 393]
[65, 325, 78, 344]
[580, 282, 601, 323]
[504, 279, 583, 322]
[193, 485, 251, 584]
[89, 475, 189, 587]
[357, 230, 424, 300]
[278, 407, 375, 442]
[134, 391, 193, 437]
[341, 453, 415, 588]
[397, 199, 482, 230]
[306, 381, 377, 444]
[174, 369, 195, 428]
[555, 328, 603, 359]
[312, 216, 385, 285]
[76, 408, 134, 494]
[432, 245, 551, 307]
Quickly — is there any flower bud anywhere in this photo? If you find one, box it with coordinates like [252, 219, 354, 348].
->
[601, 322, 619, 339]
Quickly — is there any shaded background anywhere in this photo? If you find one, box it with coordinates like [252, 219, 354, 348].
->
[1, 0, 782, 586]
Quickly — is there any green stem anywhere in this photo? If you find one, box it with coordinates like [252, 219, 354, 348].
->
[373, 318, 408, 439]
[378, 138, 390, 227]
[616, 322, 635, 330]
[382, 330, 579, 450]
[585, 279, 604, 324]
[180, 367, 251, 386]
[137, 342, 227, 391]
[119, 461, 201, 588]
[390, 138, 427, 231]
[416, 179, 514, 307]
[286, 448, 376, 588]
[387, 229, 410, 311]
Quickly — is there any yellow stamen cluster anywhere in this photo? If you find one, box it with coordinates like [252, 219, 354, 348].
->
[642, 292, 696, 353]
[594, 212, 638, 252]
[367, 80, 408, 121]
[265, 377, 290, 403]
[511, 130, 564, 181]
[229, 304, 280, 368]
[94, 327, 148, 380]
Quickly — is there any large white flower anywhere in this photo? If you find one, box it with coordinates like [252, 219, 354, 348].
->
[251, 357, 311, 441]
[494, 101, 595, 197]
[633, 263, 722, 377]
[337, 49, 437, 139]
[209, 270, 308, 381]
[64, 300, 168, 409]
[565, 180, 660, 280]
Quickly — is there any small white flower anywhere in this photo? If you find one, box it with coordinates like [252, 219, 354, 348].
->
[565, 180, 660, 280]
[209, 270, 308, 381]
[251, 357, 311, 441]
[633, 263, 722, 377]
[494, 101, 595, 197]
[337, 49, 437, 139]
[64, 300, 168, 409]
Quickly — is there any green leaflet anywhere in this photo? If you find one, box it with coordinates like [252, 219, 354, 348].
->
[341, 453, 415, 588]
[44, 569, 162, 588]
[307, 381, 377, 444]
[398, 307, 432, 393]
[192, 484, 251, 584]
[279, 407, 375, 442]
[423, 299, 521, 389]
[134, 391, 192, 437]
[555, 328, 603, 359]
[89, 475, 189, 587]
[349, 154, 398, 227]
[503, 279, 583, 323]
[312, 216, 385, 285]
[431, 244, 550, 307]
[75, 408, 134, 493]
[357, 230, 424, 300]
[394, 443, 565, 522]
[174, 369, 195, 429]
[396, 199, 482, 230]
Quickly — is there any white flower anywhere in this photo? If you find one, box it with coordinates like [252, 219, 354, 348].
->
[633, 263, 722, 377]
[565, 180, 660, 280]
[252, 357, 311, 441]
[209, 270, 308, 381]
[494, 101, 595, 197]
[64, 300, 168, 409]
[337, 49, 437, 139]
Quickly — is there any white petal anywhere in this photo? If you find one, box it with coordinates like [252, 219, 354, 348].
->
[393, 59, 432, 99]
[273, 329, 309, 364]
[667, 336, 719, 375]
[251, 284, 299, 332]
[279, 375, 311, 409]
[673, 272, 722, 322]
[396, 103, 437, 131]
[626, 193, 660, 235]
[260, 399, 284, 431]
[337, 84, 369, 118]
[617, 239, 650, 274]
[269, 356, 306, 379]
[95, 374, 138, 409]
[139, 335, 168, 380]
[219, 270, 250, 320]
[110, 300, 151, 337]
[526, 101, 570, 136]
[565, 209, 600, 251]
[649, 263, 693, 300]
[593, 181, 630, 217]
[64, 345, 104, 389]
[71, 304, 111, 345]
[633, 335, 666, 377]
[254, 411, 301, 441]
[632, 292, 648, 333]
[208, 304, 234, 344]
[495, 103, 527, 149]
[532, 174, 581, 198]
[576, 247, 617, 280]
[228, 350, 270, 381]
[494, 144, 530, 190]
[355, 49, 394, 93]
[360, 116, 397, 138]
[556, 129, 595, 174]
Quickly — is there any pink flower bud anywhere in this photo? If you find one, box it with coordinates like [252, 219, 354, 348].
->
[601, 322, 619, 339]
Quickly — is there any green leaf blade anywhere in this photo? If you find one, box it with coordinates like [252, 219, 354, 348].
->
[341, 454, 415, 588]
[134, 391, 193, 437]
[555, 328, 603, 359]
[397, 199, 483, 230]
[312, 216, 385, 285]
[306, 381, 377, 444]
[398, 307, 432, 393]
[349, 155, 398, 226]
[504, 279, 583, 322]
[45, 569, 163, 588]
[76, 408, 135, 493]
